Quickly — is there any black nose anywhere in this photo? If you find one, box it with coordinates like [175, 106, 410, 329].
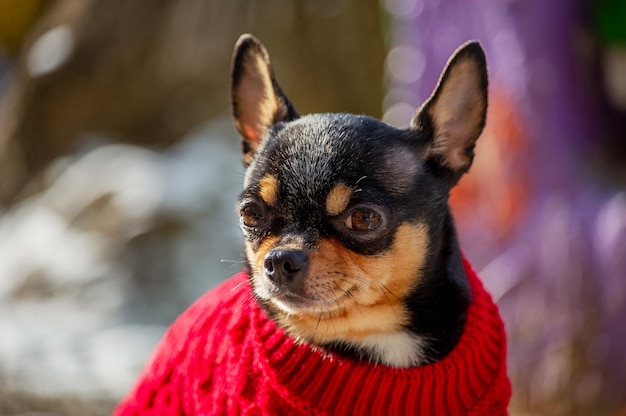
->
[264, 249, 308, 287]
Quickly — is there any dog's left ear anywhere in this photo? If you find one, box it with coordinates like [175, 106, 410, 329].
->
[412, 41, 488, 183]
[231, 34, 299, 166]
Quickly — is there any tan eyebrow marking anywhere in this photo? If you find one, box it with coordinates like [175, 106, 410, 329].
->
[258, 174, 279, 207]
[326, 182, 353, 216]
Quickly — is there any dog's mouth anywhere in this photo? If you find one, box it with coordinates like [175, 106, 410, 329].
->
[255, 274, 357, 315]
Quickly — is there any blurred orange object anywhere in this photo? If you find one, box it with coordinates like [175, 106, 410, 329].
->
[450, 87, 530, 241]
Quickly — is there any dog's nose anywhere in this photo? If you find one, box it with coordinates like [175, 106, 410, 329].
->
[264, 249, 308, 286]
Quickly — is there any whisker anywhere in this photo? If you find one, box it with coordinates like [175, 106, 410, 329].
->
[229, 280, 248, 294]
[231, 290, 256, 315]
[336, 282, 364, 317]
[353, 175, 367, 193]
[379, 284, 409, 320]
[221, 258, 247, 272]
[324, 309, 337, 337]
[380, 284, 401, 302]
[315, 312, 323, 334]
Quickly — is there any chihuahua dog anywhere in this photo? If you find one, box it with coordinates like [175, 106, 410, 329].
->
[114, 34, 510, 416]
[231, 34, 488, 368]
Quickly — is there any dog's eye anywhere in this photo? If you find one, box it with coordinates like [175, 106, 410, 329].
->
[240, 204, 266, 229]
[345, 208, 382, 231]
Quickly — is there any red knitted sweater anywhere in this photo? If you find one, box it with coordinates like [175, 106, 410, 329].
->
[115, 259, 510, 415]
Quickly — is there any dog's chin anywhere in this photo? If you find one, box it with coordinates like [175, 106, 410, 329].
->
[270, 296, 321, 315]
[253, 278, 352, 316]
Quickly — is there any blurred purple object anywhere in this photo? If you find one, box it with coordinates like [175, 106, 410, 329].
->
[384, 0, 626, 413]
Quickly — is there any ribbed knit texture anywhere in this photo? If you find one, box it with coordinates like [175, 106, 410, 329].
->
[115, 259, 511, 415]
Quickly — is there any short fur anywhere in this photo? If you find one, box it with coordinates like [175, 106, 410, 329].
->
[231, 34, 488, 367]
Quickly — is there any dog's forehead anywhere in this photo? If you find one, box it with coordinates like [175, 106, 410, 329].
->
[244, 113, 422, 206]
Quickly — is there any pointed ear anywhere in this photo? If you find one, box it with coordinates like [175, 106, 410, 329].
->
[231, 34, 299, 166]
[411, 41, 488, 182]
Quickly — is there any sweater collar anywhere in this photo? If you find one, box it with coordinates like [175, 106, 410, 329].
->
[244, 257, 511, 415]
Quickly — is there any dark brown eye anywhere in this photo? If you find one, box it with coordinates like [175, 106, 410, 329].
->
[240, 204, 265, 228]
[345, 208, 382, 231]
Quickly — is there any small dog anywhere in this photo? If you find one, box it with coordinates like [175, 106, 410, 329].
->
[115, 34, 511, 416]
[232, 34, 487, 368]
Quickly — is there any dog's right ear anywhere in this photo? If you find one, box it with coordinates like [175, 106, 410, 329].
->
[231, 34, 299, 166]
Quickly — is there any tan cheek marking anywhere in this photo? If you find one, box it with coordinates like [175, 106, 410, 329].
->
[245, 236, 280, 276]
[276, 223, 429, 343]
[258, 174, 279, 207]
[325, 182, 353, 216]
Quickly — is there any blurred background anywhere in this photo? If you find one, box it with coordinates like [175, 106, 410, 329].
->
[0, 0, 624, 414]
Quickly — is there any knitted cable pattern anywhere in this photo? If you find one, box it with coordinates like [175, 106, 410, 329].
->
[115, 258, 511, 415]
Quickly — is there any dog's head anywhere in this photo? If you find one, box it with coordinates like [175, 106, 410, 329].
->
[230, 34, 487, 348]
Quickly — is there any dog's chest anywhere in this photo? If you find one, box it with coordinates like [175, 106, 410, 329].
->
[342, 331, 429, 368]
